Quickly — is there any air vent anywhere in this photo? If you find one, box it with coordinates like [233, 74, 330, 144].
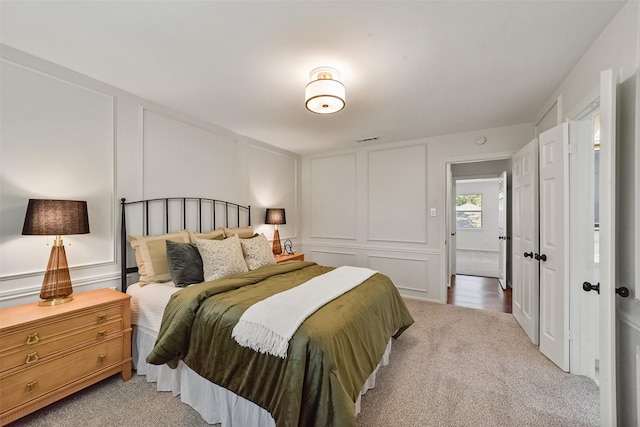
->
[356, 137, 380, 143]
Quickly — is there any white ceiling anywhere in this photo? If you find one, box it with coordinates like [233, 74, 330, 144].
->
[0, 1, 625, 155]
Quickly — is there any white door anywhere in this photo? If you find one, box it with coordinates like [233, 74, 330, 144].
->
[497, 171, 508, 289]
[538, 124, 570, 372]
[597, 68, 617, 427]
[448, 170, 457, 283]
[511, 139, 539, 344]
[568, 117, 599, 382]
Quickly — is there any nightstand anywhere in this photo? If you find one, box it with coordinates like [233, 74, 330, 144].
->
[0, 288, 132, 426]
[274, 253, 304, 263]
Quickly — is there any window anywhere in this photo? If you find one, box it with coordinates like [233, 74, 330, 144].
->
[456, 194, 482, 229]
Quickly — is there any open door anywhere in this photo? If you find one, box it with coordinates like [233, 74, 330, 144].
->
[497, 171, 508, 289]
[512, 139, 539, 344]
[597, 68, 617, 426]
[568, 117, 600, 382]
[448, 167, 457, 285]
[538, 123, 570, 372]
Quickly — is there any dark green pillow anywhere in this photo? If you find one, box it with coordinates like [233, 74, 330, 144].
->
[166, 240, 204, 287]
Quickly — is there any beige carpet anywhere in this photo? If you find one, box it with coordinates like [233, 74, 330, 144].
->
[9, 299, 598, 427]
[357, 299, 599, 426]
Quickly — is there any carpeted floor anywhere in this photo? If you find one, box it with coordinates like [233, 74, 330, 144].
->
[8, 299, 598, 427]
[357, 299, 599, 427]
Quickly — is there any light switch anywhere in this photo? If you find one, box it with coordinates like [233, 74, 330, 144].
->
[430, 208, 437, 217]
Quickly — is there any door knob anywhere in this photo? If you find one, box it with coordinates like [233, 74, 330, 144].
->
[524, 252, 533, 258]
[535, 253, 547, 261]
[616, 287, 630, 298]
[583, 281, 600, 294]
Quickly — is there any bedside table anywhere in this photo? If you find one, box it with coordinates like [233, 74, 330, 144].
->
[0, 288, 132, 426]
[274, 253, 304, 263]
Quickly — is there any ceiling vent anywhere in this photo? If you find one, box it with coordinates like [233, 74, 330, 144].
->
[356, 137, 380, 143]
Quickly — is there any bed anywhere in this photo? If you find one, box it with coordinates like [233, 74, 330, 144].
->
[120, 197, 414, 426]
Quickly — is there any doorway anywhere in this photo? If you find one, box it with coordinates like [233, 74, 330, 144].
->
[446, 159, 513, 313]
[454, 177, 501, 279]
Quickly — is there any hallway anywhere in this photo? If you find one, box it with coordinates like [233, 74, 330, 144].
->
[447, 275, 512, 314]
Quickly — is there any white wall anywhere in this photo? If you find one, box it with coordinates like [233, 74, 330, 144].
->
[0, 46, 301, 308]
[534, 2, 639, 424]
[302, 123, 532, 302]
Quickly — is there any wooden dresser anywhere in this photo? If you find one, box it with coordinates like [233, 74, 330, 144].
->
[0, 288, 132, 425]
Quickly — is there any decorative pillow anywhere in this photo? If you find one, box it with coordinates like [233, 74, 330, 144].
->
[188, 229, 225, 242]
[128, 230, 190, 285]
[223, 225, 254, 239]
[195, 234, 249, 281]
[166, 240, 204, 287]
[240, 233, 276, 271]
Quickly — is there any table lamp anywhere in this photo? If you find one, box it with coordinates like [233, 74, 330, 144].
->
[265, 208, 286, 255]
[22, 199, 90, 305]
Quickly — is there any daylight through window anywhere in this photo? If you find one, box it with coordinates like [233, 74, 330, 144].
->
[456, 194, 483, 229]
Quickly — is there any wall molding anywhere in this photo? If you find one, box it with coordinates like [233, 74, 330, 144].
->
[248, 144, 300, 241]
[304, 240, 440, 256]
[309, 153, 357, 240]
[366, 145, 428, 244]
[309, 249, 357, 257]
[1, 56, 117, 275]
[0, 260, 117, 283]
[0, 272, 121, 302]
[367, 254, 429, 293]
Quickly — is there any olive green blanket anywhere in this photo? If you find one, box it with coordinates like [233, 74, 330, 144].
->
[147, 261, 414, 427]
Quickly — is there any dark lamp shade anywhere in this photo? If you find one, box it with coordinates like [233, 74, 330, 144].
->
[265, 208, 286, 225]
[22, 199, 90, 236]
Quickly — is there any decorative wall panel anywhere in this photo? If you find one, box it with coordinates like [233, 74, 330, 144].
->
[368, 146, 427, 243]
[310, 154, 356, 239]
[368, 254, 429, 293]
[0, 60, 115, 277]
[309, 250, 357, 267]
[142, 109, 237, 203]
[249, 145, 298, 239]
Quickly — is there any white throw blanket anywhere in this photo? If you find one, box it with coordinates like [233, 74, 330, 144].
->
[231, 266, 377, 358]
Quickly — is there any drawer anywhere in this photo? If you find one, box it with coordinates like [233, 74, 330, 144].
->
[0, 319, 123, 372]
[0, 304, 123, 362]
[0, 335, 124, 414]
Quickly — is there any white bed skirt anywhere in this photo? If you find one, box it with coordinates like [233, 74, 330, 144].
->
[133, 325, 392, 426]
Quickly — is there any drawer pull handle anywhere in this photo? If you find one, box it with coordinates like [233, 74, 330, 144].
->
[97, 314, 106, 323]
[26, 381, 37, 392]
[26, 333, 39, 345]
[25, 352, 39, 364]
[98, 353, 107, 363]
[97, 329, 107, 339]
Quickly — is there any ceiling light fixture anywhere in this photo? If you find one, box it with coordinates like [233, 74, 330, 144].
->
[305, 66, 345, 114]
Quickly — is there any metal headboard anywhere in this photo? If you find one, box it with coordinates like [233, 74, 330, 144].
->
[120, 197, 251, 292]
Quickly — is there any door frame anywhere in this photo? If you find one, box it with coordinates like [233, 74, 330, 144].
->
[441, 151, 516, 302]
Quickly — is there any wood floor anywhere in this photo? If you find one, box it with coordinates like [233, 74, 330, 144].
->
[447, 274, 512, 313]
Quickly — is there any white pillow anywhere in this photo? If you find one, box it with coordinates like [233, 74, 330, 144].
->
[195, 234, 249, 281]
[240, 233, 276, 270]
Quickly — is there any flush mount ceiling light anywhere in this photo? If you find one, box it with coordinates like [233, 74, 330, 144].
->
[305, 66, 345, 114]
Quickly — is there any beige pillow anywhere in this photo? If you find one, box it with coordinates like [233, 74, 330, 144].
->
[195, 234, 249, 281]
[189, 228, 225, 242]
[128, 230, 190, 285]
[240, 233, 276, 270]
[223, 225, 254, 238]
